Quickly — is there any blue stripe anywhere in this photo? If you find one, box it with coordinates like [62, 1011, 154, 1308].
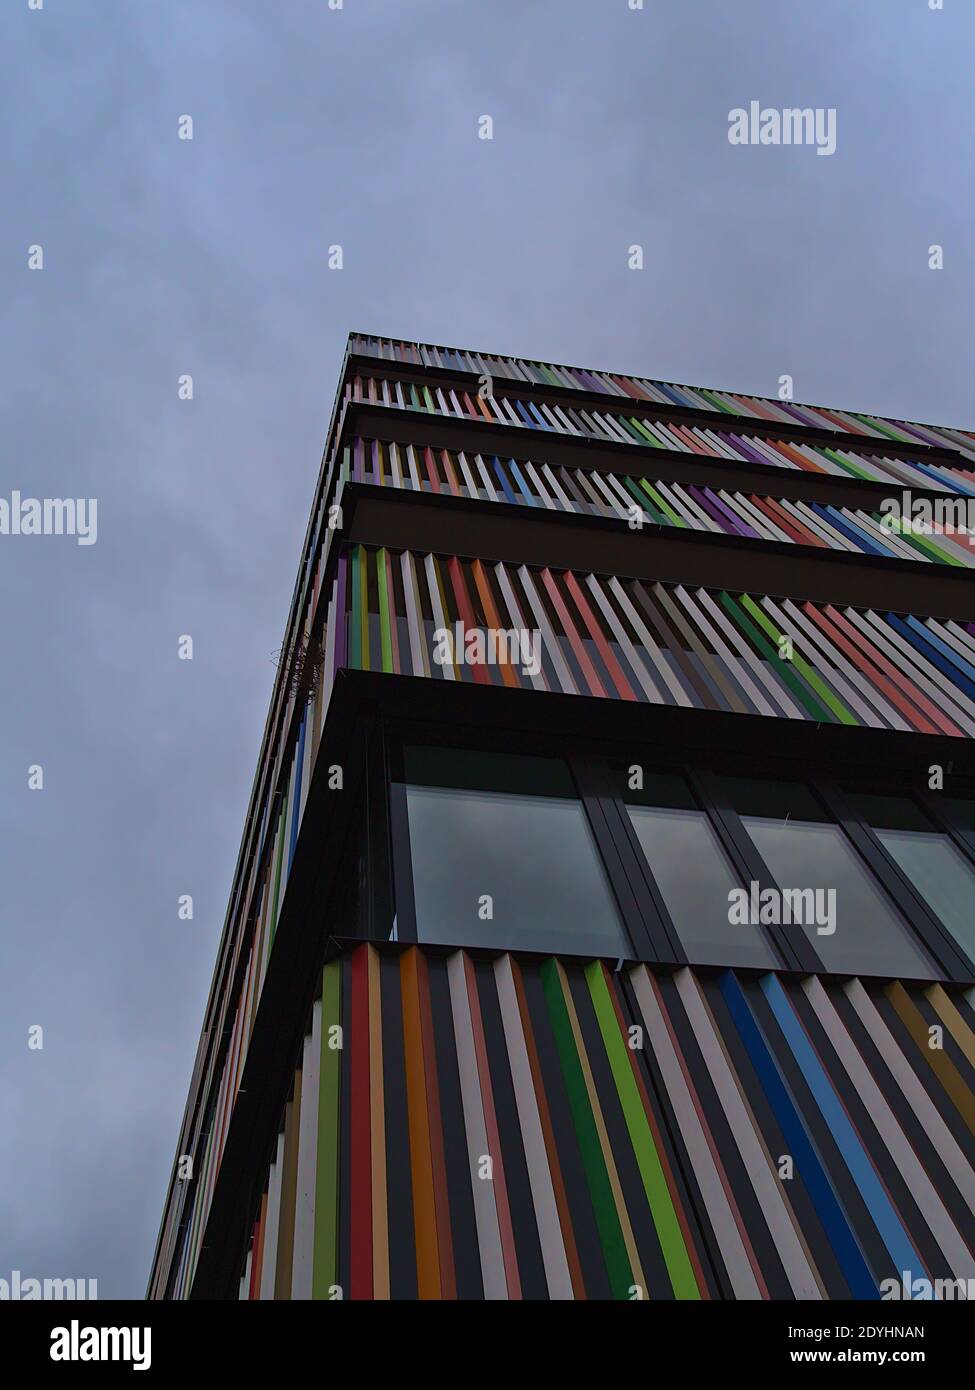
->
[761, 975, 925, 1279]
[893, 615, 975, 702]
[718, 972, 879, 1298]
[491, 457, 520, 506]
[507, 459, 539, 507]
[812, 504, 889, 558]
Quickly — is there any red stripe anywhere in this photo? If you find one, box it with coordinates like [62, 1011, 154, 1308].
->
[801, 604, 943, 735]
[422, 446, 441, 494]
[563, 571, 637, 700]
[447, 556, 491, 686]
[540, 568, 607, 696]
[759, 495, 828, 547]
[822, 604, 962, 736]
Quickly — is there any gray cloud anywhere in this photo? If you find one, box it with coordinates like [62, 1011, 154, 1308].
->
[0, 0, 970, 1297]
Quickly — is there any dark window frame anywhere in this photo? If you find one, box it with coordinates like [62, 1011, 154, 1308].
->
[381, 719, 975, 985]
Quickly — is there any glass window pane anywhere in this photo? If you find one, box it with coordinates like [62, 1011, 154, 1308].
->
[625, 798, 778, 968]
[845, 791, 975, 965]
[722, 777, 936, 978]
[402, 748, 629, 957]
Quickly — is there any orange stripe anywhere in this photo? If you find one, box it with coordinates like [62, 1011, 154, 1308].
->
[441, 449, 462, 498]
[399, 949, 442, 1297]
[415, 952, 457, 1297]
[471, 559, 520, 688]
[368, 946, 390, 1298]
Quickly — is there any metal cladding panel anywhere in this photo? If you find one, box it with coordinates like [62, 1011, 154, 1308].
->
[348, 335, 975, 463]
[346, 362, 975, 493]
[344, 436, 975, 567]
[325, 544, 975, 738]
[235, 945, 975, 1301]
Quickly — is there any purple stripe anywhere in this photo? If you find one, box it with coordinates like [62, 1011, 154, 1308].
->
[773, 401, 818, 429]
[727, 433, 782, 470]
[696, 485, 759, 538]
[575, 368, 609, 393]
[685, 484, 738, 534]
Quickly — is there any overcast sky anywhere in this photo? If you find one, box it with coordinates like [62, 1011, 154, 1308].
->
[1, 0, 971, 1299]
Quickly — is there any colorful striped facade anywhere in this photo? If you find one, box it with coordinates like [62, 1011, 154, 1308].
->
[150, 335, 975, 1300]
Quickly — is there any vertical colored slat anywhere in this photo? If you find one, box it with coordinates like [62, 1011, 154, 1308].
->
[539, 959, 634, 1299]
[368, 946, 390, 1299]
[349, 946, 373, 1298]
[312, 962, 341, 1299]
[400, 948, 443, 1297]
[585, 962, 702, 1298]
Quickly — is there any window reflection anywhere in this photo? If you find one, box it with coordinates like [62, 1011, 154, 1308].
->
[845, 791, 975, 965]
[401, 748, 629, 957]
[720, 777, 935, 978]
[622, 771, 778, 968]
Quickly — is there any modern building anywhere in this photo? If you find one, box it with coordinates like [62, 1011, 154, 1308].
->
[149, 334, 975, 1301]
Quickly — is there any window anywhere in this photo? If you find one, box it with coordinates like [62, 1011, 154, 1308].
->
[621, 771, 778, 968]
[719, 777, 936, 978]
[845, 791, 975, 965]
[398, 747, 630, 957]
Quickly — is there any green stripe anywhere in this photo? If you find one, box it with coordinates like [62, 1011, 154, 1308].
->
[739, 594, 855, 725]
[540, 960, 633, 1299]
[820, 446, 874, 482]
[626, 416, 663, 446]
[616, 415, 651, 444]
[877, 514, 964, 568]
[640, 479, 686, 527]
[312, 962, 342, 1299]
[855, 414, 911, 445]
[585, 963, 700, 1298]
[696, 386, 736, 415]
[718, 592, 832, 722]
[376, 547, 394, 672]
[622, 475, 665, 524]
[629, 417, 665, 447]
